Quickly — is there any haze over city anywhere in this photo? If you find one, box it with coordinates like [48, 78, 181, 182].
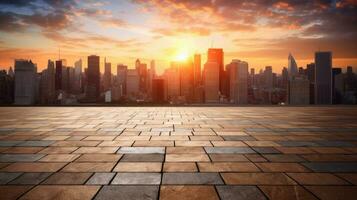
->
[0, 0, 357, 73]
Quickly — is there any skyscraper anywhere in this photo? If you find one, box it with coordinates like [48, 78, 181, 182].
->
[86, 55, 100, 101]
[207, 48, 224, 94]
[288, 53, 298, 77]
[179, 60, 194, 103]
[74, 59, 82, 94]
[152, 78, 166, 103]
[136, 59, 148, 94]
[288, 76, 310, 105]
[14, 59, 37, 105]
[46, 60, 55, 102]
[315, 51, 332, 104]
[228, 60, 248, 104]
[204, 61, 220, 103]
[332, 68, 342, 104]
[55, 60, 62, 90]
[126, 69, 140, 99]
[164, 65, 180, 101]
[193, 54, 202, 102]
[117, 64, 127, 96]
[103, 58, 112, 92]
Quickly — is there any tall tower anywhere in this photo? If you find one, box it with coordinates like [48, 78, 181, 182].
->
[207, 48, 224, 94]
[315, 51, 332, 104]
[87, 55, 100, 101]
[288, 53, 298, 78]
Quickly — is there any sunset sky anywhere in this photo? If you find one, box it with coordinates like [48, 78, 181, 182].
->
[0, 0, 356, 74]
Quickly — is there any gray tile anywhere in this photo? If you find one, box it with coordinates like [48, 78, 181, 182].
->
[162, 173, 223, 185]
[315, 141, 355, 147]
[0, 154, 45, 162]
[263, 154, 305, 162]
[0, 141, 22, 147]
[223, 136, 256, 141]
[86, 173, 115, 185]
[118, 147, 165, 154]
[111, 173, 161, 185]
[204, 147, 255, 154]
[42, 172, 92, 184]
[121, 154, 164, 162]
[216, 186, 267, 200]
[9, 172, 52, 184]
[302, 162, 357, 172]
[0, 172, 22, 184]
[16, 141, 55, 147]
[277, 141, 319, 147]
[252, 147, 280, 154]
[94, 186, 159, 200]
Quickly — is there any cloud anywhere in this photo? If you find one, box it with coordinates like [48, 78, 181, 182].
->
[0, 11, 26, 32]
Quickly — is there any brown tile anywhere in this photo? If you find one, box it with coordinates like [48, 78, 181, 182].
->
[306, 186, 357, 200]
[287, 173, 349, 185]
[259, 186, 317, 200]
[1, 163, 66, 172]
[336, 173, 357, 185]
[0, 186, 32, 200]
[73, 147, 118, 154]
[198, 162, 260, 172]
[113, 162, 162, 172]
[275, 147, 316, 154]
[51, 141, 101, 147]
[166, 147, 205, 154]
[98, 140, 134, 147]
[163, 162, 198, 172]
[175, 141, 213, 147]
[190, 136, 223, 141]
[39, 154, 80, 162]
[38, 147, 78, 154]
[76, 154, 122, 162]
[42, 136, 70, 140]
[211, 141, 247, 147]
[222, 172, 297, 185]
[61, 162, 115, 172]
[133, 140, 174, 147]
[42, 172, 92, 184]
[245, 141, 280, 147]
[19, 185, 100, 200]
[209, 154, 249, 162]
[310, 147, 351, 154]
[245, 154, 268, 162]
[166, 154, 210, 162]
[160, 185, 219, 200]
[84, 136, 116, 141]
[256, 163, 310, 172]
[3, 147, 44, 154]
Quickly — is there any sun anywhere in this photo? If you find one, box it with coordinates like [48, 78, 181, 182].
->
[174, 51, 189, 61]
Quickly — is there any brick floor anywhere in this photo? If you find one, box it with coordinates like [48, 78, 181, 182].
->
[1, 106, 357, 199]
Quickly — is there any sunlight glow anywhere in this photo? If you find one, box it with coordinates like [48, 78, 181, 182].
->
[174, 51, 189, 61]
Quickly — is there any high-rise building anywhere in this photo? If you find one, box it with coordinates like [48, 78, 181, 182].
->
[148, 60, 156, 95]
[281, 67, 288, 89]
[288, 53, 298, 78]
[46, 60, 55, 102]
[203, 61, 220, 103]
[126, 69, 140, 99]
[228, 60, 248, 104]
[288, 76, 310, 105]
[207, 48, 224, 94]
[74, 59, 82, 94]
[117, 64, 127, 96]
[0, 69, 14, 104]
[164, 65, 180, 101]
[14, 59, 37, 105]
[135, 59, 148, 94]
[178, 60, 194, 103]
[103, 58, 112, 92]
[193, 54, 203, 102]
[332, 68, 342, 104]
[264, 66, 273, 89]
[55, 60, 62, 90]
[152, 78, 166, 103]
[315, 51, 332, 104]
[86, 55, 100, 101]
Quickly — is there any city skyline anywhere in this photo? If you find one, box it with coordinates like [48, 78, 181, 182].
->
[1, 0, 357, 73]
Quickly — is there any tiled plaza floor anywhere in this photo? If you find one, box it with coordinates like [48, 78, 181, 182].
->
[0, 107, 357, 200]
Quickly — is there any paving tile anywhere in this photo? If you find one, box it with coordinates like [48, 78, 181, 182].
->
[0, 186, 32, 200]
[17, 141, 55, 147]
[166, 153, 210, 162]
[0, 141, 24, 147]
[257, 163, 310, 172]
[163, 162, 197, 172]
[39, 154, 79, 162]
[336, 173, 357, 185]
[111, 173, 161, 185]
[3, 147, 44, 154]
[42, 172, 92, 184]
[113, 162, 162, 172]
[223, 136, 256, 141]
[61, 162, 115, 172]
[263, 154, 306, 162]
[20, 185, 100, 200]
[117, 147, 165, 154]
[0, 163, 66, 172]
[259, 186, 318, 200]
[287, 173, 349, 185]
[76, 154, 122, 162]
[162, 173, 223, 184]
[221, 172, 297, 185]
[0, 172, 22, 184]
[306, 186, 357, 200]
[209, 154, 249, 162]
[198, 162, 260, 172]
[160, 185, 219, 200]
[120, 154, 164, 162]
[216, 186, 267, 200]
[212, 141, 247, 147]
[166, 147, 205, 154]
[204, 147, 255, 154]
[0, 154, 45, 162]
[86, 172, 115, 185]
[38, 147, 78, 154]
[9, 172, 51, 185]
[74, 147, 118, 154]
[302, 162, 357, 172]
[94, 186, 159, 200]
[175, 141, 213, 146]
